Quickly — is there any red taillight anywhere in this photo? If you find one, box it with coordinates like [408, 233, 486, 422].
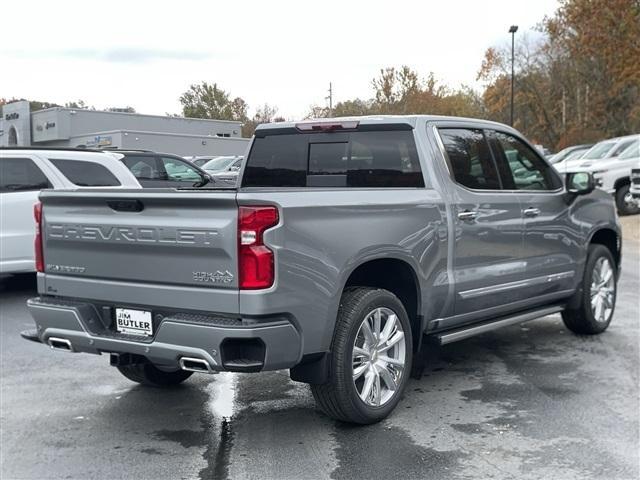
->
[34, 202, 44, 273]
[238, 206, 278, 289]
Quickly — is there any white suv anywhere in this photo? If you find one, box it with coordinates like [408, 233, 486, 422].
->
[0, 148, 141, 273]
[555, 135, 640, 215]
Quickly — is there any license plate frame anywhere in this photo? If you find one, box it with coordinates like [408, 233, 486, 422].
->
[115, 308, 153, 337]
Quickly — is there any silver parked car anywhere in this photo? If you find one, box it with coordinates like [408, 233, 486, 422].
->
[548, 144, 593, 164]
[202, 156, 243, 187]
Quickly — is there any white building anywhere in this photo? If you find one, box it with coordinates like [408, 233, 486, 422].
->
[0, 100, 249, 157]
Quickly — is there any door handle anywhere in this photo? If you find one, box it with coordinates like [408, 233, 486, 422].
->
[523, 207, 541, 217]
[458, 210, 478, 221]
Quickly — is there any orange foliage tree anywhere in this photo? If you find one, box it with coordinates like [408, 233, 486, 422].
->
[478, 0, 640, 150]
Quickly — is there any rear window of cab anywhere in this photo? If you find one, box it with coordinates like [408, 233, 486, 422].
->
[242, 130, 424, 188]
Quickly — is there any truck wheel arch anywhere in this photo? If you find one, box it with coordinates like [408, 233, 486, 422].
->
[340, 257, 423, 352]
[613, 177, 630, 192]
[588, 228, 621, 273]
[290, 257, 423, 385]
[566, 227, 621, 311]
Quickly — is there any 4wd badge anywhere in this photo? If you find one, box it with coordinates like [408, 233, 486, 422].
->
[193, 270, 234, 284]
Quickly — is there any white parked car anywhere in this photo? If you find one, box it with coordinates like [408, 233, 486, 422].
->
[555, 134, 638, 172]
[630, 167, 640, 205]
[557, 137, 640, 215]
[0, 148, 141, 273]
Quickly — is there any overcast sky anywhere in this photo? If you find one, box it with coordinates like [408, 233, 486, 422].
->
[1, 0, 558, 119]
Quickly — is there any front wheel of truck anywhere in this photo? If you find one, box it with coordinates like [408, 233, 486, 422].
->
[562, 244, 617, 335]
[311, 287, 413, 424]
[117, 363, 193, 387]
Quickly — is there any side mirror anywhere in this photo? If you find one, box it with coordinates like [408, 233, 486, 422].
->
[566, 171, 595, 195]
[195, 173, 213, 187]
[230, 165, 240, 172]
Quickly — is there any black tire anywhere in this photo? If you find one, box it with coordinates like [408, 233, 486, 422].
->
[311, 287, 413, 424]
[616, 184, 640, 215]
[117, 362, 193, 387]
[562, 244, 617, 335]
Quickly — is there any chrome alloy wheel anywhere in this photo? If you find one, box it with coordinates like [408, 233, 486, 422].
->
[590, 257, 615, 323]
[352, 307, 406, 407]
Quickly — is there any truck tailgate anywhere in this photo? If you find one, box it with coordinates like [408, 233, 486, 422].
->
[39, 189, 239, 311]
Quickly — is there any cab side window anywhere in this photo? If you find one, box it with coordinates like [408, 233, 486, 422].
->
[0, 157, 51, 192]
[493, 132, 561, 191]
[439, 128, 501, 190]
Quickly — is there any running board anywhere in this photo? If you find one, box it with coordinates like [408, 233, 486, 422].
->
[432, 305, 564, 345]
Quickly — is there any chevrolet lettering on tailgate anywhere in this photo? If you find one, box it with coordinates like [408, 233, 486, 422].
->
[48, 224, 219, 246]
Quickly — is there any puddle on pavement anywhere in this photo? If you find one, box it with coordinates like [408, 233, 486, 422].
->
[330, 422, 463, 480]
[208, 372, 237, 419]
[199, 372, 238, 480]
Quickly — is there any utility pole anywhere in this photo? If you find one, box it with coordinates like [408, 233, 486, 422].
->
[326, 82, 333, 117]
[509, 25, 518, 127]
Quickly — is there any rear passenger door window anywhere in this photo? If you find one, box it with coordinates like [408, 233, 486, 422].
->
[492, 132, 560, 191]
[438, 128, 500, 190]
[48, 159, 121, 187]
[0, 157, 51, 192]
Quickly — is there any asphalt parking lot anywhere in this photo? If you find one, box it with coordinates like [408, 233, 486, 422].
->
[1, 221, 638, 480]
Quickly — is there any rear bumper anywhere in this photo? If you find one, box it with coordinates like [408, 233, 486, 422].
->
[26, 297, 302, 372]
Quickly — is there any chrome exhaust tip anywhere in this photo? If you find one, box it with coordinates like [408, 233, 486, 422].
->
[179, 356, 215, 374]
[47, 337, 73, 352]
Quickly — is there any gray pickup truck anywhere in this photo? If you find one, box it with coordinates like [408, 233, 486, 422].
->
[23, 116, 622, 424]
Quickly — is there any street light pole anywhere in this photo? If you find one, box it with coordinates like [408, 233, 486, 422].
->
[509, 25, 518, 127]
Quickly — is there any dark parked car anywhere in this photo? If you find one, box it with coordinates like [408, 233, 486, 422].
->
[106, 150, 210, 188]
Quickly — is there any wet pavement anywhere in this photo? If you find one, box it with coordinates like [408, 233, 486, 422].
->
[1, 246, 638, 480]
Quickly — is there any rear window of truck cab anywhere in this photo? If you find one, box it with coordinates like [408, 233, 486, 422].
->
[242, 129, 424, 188]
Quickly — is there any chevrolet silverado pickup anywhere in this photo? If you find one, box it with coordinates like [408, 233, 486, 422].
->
[23, 116, 622, 424]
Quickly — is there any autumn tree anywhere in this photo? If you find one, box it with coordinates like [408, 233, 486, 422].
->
[478, 0, 640, 149]
[242, 104, 285, 137]
[545, 0, 640, 137]
[179, 82, 248, 122]
[307, 67, 484, 119]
